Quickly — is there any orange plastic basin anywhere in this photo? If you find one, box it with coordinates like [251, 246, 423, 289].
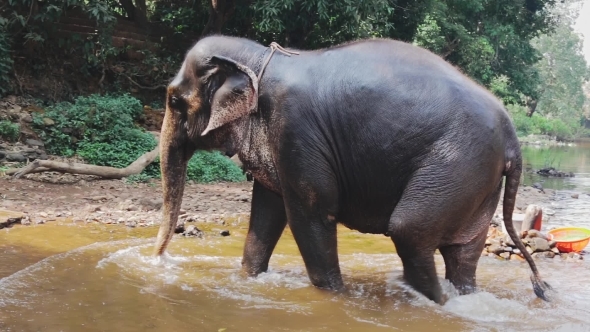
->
[547, 227, 590, 253]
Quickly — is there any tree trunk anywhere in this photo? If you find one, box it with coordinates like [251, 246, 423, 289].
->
[119, 0, 136, 20]
[4, 144, 160, 179]
[201, 0, 237, 38]
[133, 0, 149, 30]
[526, 98, 538, 117]
[118, 0, 149, 29]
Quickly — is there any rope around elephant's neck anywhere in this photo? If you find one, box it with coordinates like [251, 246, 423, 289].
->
[257, 42, 299, 81]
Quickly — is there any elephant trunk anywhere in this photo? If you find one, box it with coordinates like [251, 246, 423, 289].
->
[153, 111, 192, 256]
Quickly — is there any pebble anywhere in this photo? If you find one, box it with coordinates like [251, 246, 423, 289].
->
[220, 230, 230, 237]
[499, 252, 510, 259]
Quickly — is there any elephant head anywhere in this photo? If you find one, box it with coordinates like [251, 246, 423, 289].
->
[153, 44, 260, 256]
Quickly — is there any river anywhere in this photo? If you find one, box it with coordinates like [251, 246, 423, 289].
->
[1, 142, 589, 331]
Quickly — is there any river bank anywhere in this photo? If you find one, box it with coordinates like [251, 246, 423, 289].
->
[1, 171, 581, 245]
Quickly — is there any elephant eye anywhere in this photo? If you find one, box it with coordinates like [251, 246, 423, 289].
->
[168, 95, 187, 112]
[170, 96, 179, 107]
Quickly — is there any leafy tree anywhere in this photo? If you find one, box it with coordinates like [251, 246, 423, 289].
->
[531, 1, 590, 126]
[413, 0, 557, 106]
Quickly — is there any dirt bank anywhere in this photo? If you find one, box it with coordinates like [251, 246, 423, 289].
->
[1, 172, 557, 230]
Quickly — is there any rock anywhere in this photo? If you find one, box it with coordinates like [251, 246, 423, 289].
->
[139, 198, 163, 211]
[503, 234, 515, 247]
[544, 251, 555, 258]
[499, 252, 510, 259]
[487, 243, 503, 254]
[125, 220, 137, 228]
[183, 225, 203, 238]
[220, 230, 230, 237]
[36, 219, 46, 224]
[549, 241, 557, 249]
[20, 113, 32, 123]
[504, 246, 513, 253]
[551, 247, 560, 254]
[529, 238, 550, 252]
[0, 217, 21, 229]
[42, 117, 55, 126]
[513, 249, 521, 255]
[6, 152, 26, 162]
[532, 182, 545, 193]
[510, 254, 525, 262]
[571, 193, 579, 199]
[19, 216, 31, 225]
[175, 222, 185, 234]
[526, 246, 533, 254]
[25, 139, 44, 147]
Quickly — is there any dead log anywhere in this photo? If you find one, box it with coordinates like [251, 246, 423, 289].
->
[4, 144, 160, 179]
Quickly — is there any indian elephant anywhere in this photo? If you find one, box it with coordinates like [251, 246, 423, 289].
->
[153, 35, 551, 304]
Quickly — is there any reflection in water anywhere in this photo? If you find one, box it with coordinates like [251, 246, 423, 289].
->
[521, 141, 590, 192]
[1, 234, 590, 332]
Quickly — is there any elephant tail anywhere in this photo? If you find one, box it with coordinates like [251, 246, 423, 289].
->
[502, 151, 552, 301]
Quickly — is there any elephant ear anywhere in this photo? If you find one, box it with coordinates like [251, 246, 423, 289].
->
[201, 55, 259, 136]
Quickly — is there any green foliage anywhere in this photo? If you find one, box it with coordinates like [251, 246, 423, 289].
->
[413, 0, 557, 104]
[0, 0, 118, 95]
[532, 2, 590, 127]
[187, 151, 246, 183]
[227, 0, 399, 49]
[0, 120, 20, 142]
[508, 105, 574, 140]
[32, 94, 144, 156]
[32, 93, 245, 183]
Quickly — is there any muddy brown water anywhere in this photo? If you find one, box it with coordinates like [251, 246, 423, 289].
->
[1, 143, 590, 331]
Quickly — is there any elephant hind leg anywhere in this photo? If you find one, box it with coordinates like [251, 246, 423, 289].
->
[438, 230, 487, 295]
[439, 181, 502, 295]
[390, 234, 442, 304]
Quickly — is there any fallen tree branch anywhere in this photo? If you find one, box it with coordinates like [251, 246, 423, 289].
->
[120, 73, 167, 90]
[5, 144, 160, 179]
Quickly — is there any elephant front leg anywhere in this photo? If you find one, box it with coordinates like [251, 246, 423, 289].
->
[283, 192, 343, 290]
[241, 180, 287, 276]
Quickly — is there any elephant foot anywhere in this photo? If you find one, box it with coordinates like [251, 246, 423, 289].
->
[309, 272, 344, 291]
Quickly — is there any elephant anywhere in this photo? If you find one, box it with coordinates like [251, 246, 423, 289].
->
[153, 35, 551, 304]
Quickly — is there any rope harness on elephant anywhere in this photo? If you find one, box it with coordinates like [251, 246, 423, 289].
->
[257, 42, 299, 81]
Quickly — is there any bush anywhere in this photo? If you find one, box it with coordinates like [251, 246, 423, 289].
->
[32, 93, 144, 156]
[0, 120, 19, 142]
[32, 93, 245, 183]
[187, 151, 246, 183]
[507, 105, 575, 140]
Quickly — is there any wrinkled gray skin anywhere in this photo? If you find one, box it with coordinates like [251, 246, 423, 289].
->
[154, 35, 551, 304]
